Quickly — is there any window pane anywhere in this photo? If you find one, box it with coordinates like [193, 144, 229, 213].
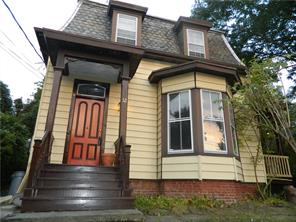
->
[203, 120, 226, 152]
[202, 91, 211, 118]
[169, 93, 179, 119]
[181, 120, 191, 149]
[77, 84, 105, 98]
[118, 14, 137, 32]
[211, 92, 223, 119]
[170, 122, 181, 150]
[188, 43, 204, 54]
[188, 30, 204, 45]
[117, 29, 136, 40]
[117, 14, 137, 45]
[180, 91, 190, 118]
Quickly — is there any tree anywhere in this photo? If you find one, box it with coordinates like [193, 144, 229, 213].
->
[18, 82, 42, 136]
[230, 59, 296, 197]
[0, 81, 41, 193]
[0, 81, 13, 114]
[192, 0, 296, 97]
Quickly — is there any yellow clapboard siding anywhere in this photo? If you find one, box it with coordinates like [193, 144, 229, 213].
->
[127, 59, 172, 179]
[162, 72, 195, 93]
[238, 125, 267, 183]
[196, 72, 226, 92]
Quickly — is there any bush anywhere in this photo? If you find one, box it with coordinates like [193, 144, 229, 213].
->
[134, 195, 223, 215]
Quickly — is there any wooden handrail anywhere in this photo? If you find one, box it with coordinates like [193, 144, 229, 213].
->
[264, 154, 292, 178]
[26, 130, 54, 197]
[114, 136, 132, 196]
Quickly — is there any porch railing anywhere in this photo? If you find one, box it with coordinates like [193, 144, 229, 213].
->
[114, 136, 131, 196]
[26, 130, 54, 196]
[264, 154, 292, 179]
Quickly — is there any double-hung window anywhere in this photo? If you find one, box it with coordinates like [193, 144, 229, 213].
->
[167, 90, 193, 153]
[201, 90, 227, 153]
[116, 13, 137, 46]
[187, 29, 205, 58]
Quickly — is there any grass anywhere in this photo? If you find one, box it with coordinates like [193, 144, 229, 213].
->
[135, 195, 296, 221]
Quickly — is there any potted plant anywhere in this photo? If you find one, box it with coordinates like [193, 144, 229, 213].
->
[102, 153, 115, 167]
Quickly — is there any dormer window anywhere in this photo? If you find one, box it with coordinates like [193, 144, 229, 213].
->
[187, 29, 205, 58]
[116, 13, 137, 46]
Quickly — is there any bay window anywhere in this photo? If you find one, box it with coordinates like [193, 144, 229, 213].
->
[201, 90, 227, 153]
[167, 90, 193, 153]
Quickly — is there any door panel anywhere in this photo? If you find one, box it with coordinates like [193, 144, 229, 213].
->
[67, 97, 104, 166]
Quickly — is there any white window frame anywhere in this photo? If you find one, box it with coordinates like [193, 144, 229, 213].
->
[167, 90, 194, 154]
[115, 13, 138, 46]
[201, 89, 228, 154]
[186, 29, 205, 58]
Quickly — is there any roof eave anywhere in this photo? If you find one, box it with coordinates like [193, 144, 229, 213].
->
[34, 27, 144, 76]
[149, 60, 240, 85]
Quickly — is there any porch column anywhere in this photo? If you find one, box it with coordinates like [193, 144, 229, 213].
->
[119, 64, 130, 142]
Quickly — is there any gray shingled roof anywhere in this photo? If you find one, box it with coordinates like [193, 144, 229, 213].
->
[64, 0, 241, 66]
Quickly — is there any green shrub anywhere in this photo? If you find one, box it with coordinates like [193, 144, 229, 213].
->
[134, 195, 223, 215]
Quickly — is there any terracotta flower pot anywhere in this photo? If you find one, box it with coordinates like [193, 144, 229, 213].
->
[102, 153, 115, 167]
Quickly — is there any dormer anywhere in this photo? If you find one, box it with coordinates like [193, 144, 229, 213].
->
[108, 0, 148, 47]
[175, 17, 212, 59]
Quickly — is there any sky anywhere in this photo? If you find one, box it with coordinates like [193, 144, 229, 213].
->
[0, 0, 193, 101]
[0, 0, 293, 101]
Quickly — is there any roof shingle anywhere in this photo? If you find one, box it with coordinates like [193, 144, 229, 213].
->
[63, 0, 242, 66]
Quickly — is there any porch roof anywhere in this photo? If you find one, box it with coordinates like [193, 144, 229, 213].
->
[35, 27, 145, 77]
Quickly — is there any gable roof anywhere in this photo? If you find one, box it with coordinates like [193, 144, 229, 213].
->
[62, 0, 244, 67]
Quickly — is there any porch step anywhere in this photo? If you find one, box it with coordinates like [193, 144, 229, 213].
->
[44, 164, 118, 172]
[41, 170, 119, 180]
[37, 177, 121, 188]
[22, 196, 134, 212]
[24, 187, 122, 198]
[22, 164, 132, 212]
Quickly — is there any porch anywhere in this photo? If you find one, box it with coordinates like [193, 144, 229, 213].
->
[22, 28, 144, 212]
[263, 154, 292, 181]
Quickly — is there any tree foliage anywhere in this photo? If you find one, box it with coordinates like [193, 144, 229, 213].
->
[230, 59, 296, 196]
[0, 81, 13, 114]
[0, 81, 41, 193]
[192, 0, 296, 96]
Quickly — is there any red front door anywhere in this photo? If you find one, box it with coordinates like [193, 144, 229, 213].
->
[67, 97, 104, 166]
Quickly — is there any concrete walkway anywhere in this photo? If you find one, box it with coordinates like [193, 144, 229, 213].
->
[2, 208, 144, 222]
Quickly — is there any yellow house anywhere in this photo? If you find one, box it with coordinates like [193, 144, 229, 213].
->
[21, 0, 279, 212]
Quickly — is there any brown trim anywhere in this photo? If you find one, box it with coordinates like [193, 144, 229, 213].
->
[191, 89, 203, 155]
[118, 62, 130, 142]
[111, 10, 143, 47]
[149, 59, 238, 84]
[108, 0, 148, 18]
[101, 85, 110, 153]
[223, 93, 234, 156]
[183, 25, 210, 59]
[161, 94, 167, 157]
[62, 79, 110, 163]
[45, 62, 63, 134]
[35, 27, 144, 76]
[175, 16, 212, 32]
